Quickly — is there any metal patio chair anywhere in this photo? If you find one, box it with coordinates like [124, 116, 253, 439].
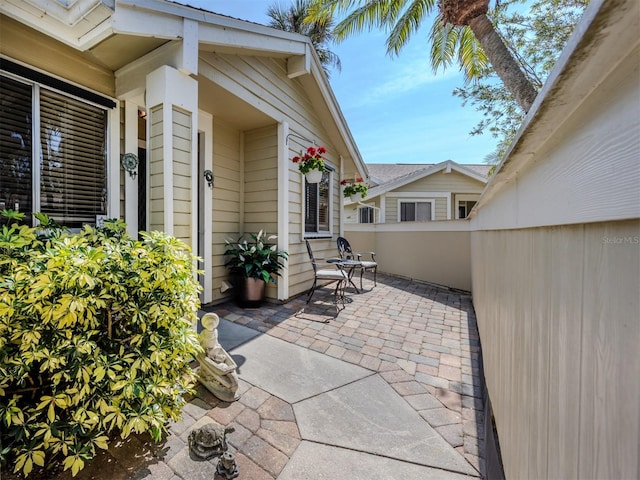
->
[337, 236, 377, 290]
[303, 240, 349, 312]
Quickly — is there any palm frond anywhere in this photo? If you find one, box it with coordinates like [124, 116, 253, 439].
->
[386, 0, 437, 55]
[429, 13, 458, 72]
[458, 26, 488, 83]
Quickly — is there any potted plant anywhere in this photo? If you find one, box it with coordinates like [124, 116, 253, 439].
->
[292, 146, 327, 183]
[341, 178, 368, 202]
[223, 230, 288, 306]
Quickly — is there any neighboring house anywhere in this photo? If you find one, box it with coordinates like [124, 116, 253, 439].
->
[0, 0, 367, 305]
[344, 160, 489, 224]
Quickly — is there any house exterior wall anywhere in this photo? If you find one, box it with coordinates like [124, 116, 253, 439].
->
[148, 105, 164, 232]
[469, 4, 640, 477]
[0, 14, 113, 96]
[210, 118, 242, 304]
[171, 107, 192, 244]
[348, 171, 485, 224]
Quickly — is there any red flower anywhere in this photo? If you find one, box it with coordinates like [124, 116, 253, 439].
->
[292, 156, 300, 163]
[306, 146, 317, 156]
[317, 146, 327, 154]
[356, 177, 363, 183]
[340, 179, 348, 185]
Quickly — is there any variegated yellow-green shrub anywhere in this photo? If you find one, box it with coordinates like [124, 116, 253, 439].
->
[0, 211, 203, 477]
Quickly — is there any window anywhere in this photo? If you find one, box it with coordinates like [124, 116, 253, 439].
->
[304, 170, 332, 235]
[1, 72, 108, 228]
[457, 200, 477, 219]
[359, 206, 374, 224]
[400, 201, 432, 222]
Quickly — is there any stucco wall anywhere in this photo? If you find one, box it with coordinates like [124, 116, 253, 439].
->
[345, 223, 472, 292]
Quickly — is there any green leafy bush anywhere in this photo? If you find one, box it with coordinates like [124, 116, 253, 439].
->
[0, 211, 203, 477]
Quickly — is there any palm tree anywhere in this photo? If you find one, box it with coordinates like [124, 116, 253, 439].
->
[267, 0, 342, 77]
[308, 0, 538, 112]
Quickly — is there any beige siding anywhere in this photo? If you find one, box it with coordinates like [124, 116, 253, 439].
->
[148, 105, 164, 232]
[198, 52, 348, 301]
[471, 221, 640, 479]
[469, 5, 640, 476]
[210, 118, 242, 303]
[0, 15, 114, 96]
[395, 170, 484, 194]
[172, 107, 192, 246]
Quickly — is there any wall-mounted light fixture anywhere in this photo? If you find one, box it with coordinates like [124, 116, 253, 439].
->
[121, 153, 139, 179]
[203, 169, 214, 189]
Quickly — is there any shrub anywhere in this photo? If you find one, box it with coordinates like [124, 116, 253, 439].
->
[0, 211, 203, 477]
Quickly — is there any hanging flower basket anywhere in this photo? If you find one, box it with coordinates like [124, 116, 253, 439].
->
[292, 146, 327, 184]
[305, 169, 323, 183]
[341, 178, 368, 200]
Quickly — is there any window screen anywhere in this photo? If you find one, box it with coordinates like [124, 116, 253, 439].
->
[305, 171, 331, 234]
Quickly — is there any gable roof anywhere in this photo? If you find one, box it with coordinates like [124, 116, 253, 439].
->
[1, 0, 367, 178]
[365, 161, 490, 199]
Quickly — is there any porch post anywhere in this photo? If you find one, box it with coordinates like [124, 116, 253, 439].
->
[277, 121, 290, 301]
[145, 65, 198, 247]
[123, 100, 138, 237]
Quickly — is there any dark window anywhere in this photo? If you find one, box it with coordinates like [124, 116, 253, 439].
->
[1, 73, 108, 227]
[359, 206, 374, 224]
[305, 171, 331, 234]
[400, 201, 432, 222]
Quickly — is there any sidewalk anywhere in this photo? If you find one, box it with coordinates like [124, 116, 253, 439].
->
[55, 273, 486, 479]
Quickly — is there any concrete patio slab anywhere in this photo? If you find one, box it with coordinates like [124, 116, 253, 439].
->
[293, 374, 478, 476]
[278, 441, 478, 480]
[227, 333, 373, 403]
[216, 317, 261, 350]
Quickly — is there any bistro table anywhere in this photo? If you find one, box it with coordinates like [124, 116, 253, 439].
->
[326, 258, 363, 294]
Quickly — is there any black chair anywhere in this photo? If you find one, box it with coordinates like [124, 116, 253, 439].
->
[337, 236, 377, 290]
[304, 240, 349, 312]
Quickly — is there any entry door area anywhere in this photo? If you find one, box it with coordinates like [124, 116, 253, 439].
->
[197, 111, 213, 304]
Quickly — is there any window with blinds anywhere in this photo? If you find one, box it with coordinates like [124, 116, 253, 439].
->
[304, 171, 331, 234]
[400, 201, 432, 222]
[0, 76, 32, 220]
[1, 73, 107, 227]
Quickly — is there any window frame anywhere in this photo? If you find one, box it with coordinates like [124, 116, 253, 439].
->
[455, 194, 480, 219]
[398, 198, 435, 222]
[358, 205, 375, 224]
[303, 168, 334, 238]
[1, 66, 112, 228]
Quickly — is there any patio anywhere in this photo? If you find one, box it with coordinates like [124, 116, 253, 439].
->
[53, 273, 486, 479]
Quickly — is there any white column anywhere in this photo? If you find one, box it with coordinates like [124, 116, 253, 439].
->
[277, 121, 290, 301]
[146, 65, 198, 238]
[124, 100, 138, 237]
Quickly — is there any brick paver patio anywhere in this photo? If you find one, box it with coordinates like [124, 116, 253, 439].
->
[50, 273, 485, 479]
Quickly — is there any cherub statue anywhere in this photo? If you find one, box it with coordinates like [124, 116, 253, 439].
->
[196, 313, 239, 401]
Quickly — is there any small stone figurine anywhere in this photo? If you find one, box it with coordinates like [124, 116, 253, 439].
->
[187, 422, 235, 460]
[196, 313, 240, 402]
[216, 450, 240, 479]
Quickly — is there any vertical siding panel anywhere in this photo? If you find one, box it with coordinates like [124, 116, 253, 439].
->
[579, 221, 640, 480]
[547, 225, 583, 479]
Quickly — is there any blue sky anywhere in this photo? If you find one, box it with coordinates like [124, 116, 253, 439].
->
[176, 0, 497, 165]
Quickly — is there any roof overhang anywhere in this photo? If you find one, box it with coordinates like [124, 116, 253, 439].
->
[471, 0, 640, 216]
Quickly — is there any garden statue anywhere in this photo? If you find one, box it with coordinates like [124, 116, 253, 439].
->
[216, 450, 240, 479]
[188, 421, 235, 460]
[196, 312, 240, 401]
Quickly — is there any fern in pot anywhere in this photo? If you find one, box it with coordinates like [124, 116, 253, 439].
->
[224, 230, 288, 306]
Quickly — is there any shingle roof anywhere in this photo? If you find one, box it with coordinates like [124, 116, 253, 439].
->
[367, 163, 491, 186]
